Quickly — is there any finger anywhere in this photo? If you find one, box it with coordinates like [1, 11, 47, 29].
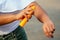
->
[48, 24, 55, 34]
[29, 15, 32, 19]
[46, 25, 51, 33]
[45, 24, 52, 33]
[50, 26, 55, 33]
[44, 26, 53, 38]
[44, 28, 49, 37]
[25, 8, 34, 15]
[43, 26, 50, 37]
[27, 15, 32, 19]
[48, 25, 54, 33]
[45, 27, 51, 37]
[46, 25, 54, 37]
[47, 24, 54, 34]
[48, 32, 53, 38]
[51, 24, 55, 31]
[45, 32, 53, 38]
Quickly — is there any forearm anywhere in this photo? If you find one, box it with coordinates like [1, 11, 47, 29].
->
[0, 14, 16, 25]
[32, 2, 51, 23]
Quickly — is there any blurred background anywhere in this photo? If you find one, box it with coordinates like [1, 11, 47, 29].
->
[24, 0, 60, 40]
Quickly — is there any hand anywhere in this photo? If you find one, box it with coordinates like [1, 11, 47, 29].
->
[43, 20, 55, 38]
[15, 7, 34, 21]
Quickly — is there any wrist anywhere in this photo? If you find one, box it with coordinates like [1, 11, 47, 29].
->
[42, 17, 51, 23]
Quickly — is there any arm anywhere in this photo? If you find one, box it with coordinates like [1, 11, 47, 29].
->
[0, 9, 29, 25]
[0, 14, 16, 25]
[27, 2, 55, 38]
[0, 4, 35, 26]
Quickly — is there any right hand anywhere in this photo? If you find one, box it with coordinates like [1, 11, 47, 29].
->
[15, 7, 34, 21]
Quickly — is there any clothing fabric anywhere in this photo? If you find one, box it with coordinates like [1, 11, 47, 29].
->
[0, 0, 35, 12]
[0, 0, 35, 35]
[0, 26, 27, 40]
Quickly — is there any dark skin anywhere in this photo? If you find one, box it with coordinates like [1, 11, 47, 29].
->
[0, 2, 55, 38]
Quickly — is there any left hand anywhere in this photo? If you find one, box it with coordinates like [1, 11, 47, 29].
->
[43, 20, 55, 38]
[16, 6, 34, 21]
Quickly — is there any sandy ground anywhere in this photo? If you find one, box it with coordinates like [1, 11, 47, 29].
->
[24, 0, 60, 40]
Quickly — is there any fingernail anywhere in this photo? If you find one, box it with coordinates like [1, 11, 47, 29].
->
[51, 36, 54, 38]
[51, 31, 54, 33]
[53, 29, 55, 31]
